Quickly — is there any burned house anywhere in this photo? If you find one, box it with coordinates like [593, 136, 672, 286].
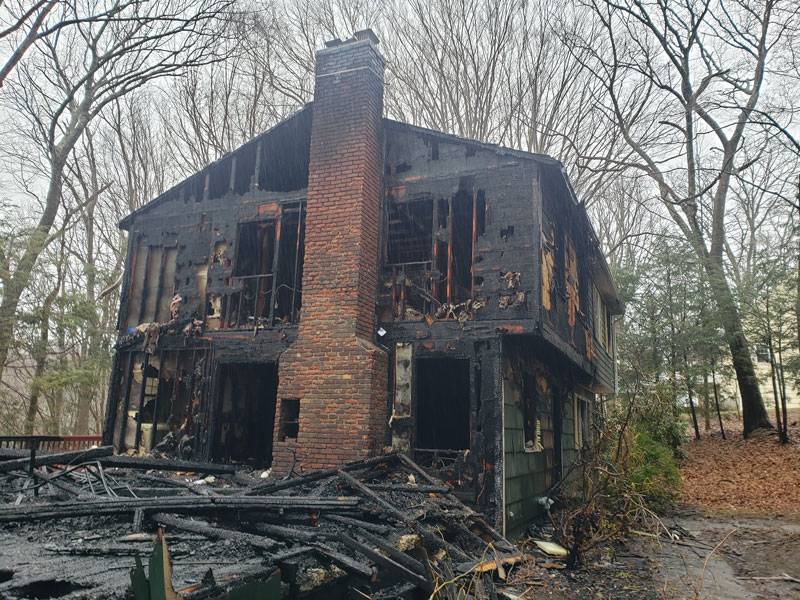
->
[101, 30, 623, 535]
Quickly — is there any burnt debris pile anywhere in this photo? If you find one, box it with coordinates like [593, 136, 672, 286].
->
[0, 448, 522, 599]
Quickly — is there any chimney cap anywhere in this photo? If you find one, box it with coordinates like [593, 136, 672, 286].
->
[353, 29, 379, 45]
[324, 38, 344, 48]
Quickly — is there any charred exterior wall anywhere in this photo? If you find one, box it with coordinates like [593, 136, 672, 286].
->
[102, 107, 312, 459]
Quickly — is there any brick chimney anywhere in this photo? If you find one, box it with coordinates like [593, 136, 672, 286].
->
[273, 30, 388, 472]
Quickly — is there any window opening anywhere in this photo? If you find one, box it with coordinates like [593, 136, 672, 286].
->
[385, 190, 485, 321]
[593, 285, 609, 351]
[278, 399, 300, 441]
[415, 358, 470, 450]
[213, 363, 278, 467]
[220, 202, 305, 328]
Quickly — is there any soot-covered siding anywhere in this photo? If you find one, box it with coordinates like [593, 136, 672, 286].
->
[103, 108, 313, 457]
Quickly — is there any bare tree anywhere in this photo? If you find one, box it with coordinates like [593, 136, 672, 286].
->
[574, 0, 800, 435]
[498, 0, 634, 204]
[384, 0, 516, 141]
[0, 0, 232, 386]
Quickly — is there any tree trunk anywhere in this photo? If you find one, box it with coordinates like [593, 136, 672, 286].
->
[24, 329, 49, 435]
[777, 336, 789, 442]
[687, 380, 700, 441]
[711, 360, 725, 440]
[702, 371, 711, 431]
[703, 257, 771, 436]
[683, 351, 700, 441]
[0, 158, 66, 386]
[768, 343, 784, 440]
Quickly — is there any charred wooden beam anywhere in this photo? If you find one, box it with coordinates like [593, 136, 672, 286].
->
[352, 528, 427, 577]
[244, 453, 397, 496]
[397, 453, 446, 487]
[337, 469, 408, 523]
[30, 468, 84, 497]
[366, 483, 449, 493]
[0, 494, 359, 522]
[0, 446, 113, 474]
[338, 533, 433, 593]
[137, 473, 215, 496]
[249, 522, 320, 543]
[152, 513, 279, 550]
[311, 546, 374, 580]
[396, 454, 516, 552]
[324, 514, 390, 534]
[337, 469, 469, 563]
[98, 456, 236, 474]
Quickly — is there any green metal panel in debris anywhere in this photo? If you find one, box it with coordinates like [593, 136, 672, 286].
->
[131, 532, 282, 599]
[224, 575, 282, 599]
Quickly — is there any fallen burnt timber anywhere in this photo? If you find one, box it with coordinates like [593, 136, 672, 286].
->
[0, 452, 524, 599]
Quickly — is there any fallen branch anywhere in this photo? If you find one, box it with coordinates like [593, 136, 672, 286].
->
[736, 573, 800, 584]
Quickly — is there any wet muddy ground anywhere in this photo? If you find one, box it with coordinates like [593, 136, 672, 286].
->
[504, 508, 800, 600]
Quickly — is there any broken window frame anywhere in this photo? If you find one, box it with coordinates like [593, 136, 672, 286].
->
[521, 373, 543, 453]
[573, 394, 590, 449]
[592, 285, 609, 351]
[114, 347, 208, 454]
[216, 201, 306, 329]
[383, 190, 485, 321]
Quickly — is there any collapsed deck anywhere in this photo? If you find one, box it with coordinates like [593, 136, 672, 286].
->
[0, 448, 523, 598]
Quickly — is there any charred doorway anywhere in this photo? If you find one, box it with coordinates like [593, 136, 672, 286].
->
[414, 358, 470, 450]
[213, 363, 278, 467]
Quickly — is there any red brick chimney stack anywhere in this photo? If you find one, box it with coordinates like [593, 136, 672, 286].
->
[273, 30, 388, 472]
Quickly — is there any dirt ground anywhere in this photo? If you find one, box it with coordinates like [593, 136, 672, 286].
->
[655, 509, 800, 599]
[503, 415, 800, 599]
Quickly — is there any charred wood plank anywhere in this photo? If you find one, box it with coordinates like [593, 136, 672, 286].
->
[0, 446, 113, 474]
[152, 513, 279, 550]
[352, 528, 427, 576]
[98, 456, 236, 474]
[249, 522, 320, 543]
[324, 514, 390, 534]
[9, 468, 83, 497]
[311, 546, 374, 580]
[337, 469, 469, 563]
[338, 533, 433, 593]
[0, 495, 360, 522]
[400, 455, 516, 553]
[397, 453, 446, 486]
[113, 486, 187, 498]
[337, 469, 409, 523]
[244, 453, 397, 496]
[0, 448, 28, 460]
[366, 483, 449, 493]
[44, 544, 151, 557]
[137, 473, 215, 496]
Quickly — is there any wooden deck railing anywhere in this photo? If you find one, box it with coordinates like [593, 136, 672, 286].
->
[0, 435, 102, 452]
